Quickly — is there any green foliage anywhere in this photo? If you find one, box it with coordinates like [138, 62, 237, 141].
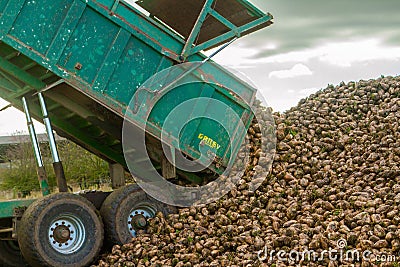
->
[0, 136, 109, 193]
[57, 141, 109, 187]
[289, 129, 298, 137]
[0, 140, 48, 193]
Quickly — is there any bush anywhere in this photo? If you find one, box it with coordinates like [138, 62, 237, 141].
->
[0, 136, 109, 193]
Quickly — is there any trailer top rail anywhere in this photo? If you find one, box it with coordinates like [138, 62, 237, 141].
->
[133, 0, 273, 59]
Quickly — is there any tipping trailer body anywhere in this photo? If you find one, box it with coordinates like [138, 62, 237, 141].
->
[0, 0, 272, 181]
[0, 0, 272, 200]
[0, 1, 273, 265]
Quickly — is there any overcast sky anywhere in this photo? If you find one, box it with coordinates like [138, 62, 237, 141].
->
[1, 0, 400, 135]
[211, 0, 400, 110]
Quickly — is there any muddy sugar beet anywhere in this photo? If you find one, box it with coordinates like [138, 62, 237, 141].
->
[94, 75, 400, 267]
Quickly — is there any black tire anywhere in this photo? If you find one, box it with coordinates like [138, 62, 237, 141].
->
[17, 193, 104, 267]
[100, 184, 177, 245]
[0, 240, 28, 267]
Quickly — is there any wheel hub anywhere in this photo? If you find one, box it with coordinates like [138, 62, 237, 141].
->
[48, 214, 86, 254]
[127, 206, 156, 237]
[53, 225, 70, 244]
[131, 214, 147, 229]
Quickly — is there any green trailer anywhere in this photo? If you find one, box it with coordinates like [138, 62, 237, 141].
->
[0, 0, 273, 266]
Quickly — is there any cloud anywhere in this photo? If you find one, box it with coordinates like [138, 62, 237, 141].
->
[0, 99, 44, 135]
[208, 43, 275, 68]
[298, 87, 320, 96]
[269, 63, 312, 79]
[250, 39, 400, 68]
[245, 0, 400, 57]
[318, 39, 400, 67]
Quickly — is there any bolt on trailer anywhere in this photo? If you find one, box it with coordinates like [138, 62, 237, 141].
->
[0, 0, 273, 266]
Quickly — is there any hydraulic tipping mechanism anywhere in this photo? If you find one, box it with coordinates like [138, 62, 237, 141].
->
[22, 93, 68, 195]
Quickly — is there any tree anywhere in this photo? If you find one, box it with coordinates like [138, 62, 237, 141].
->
[57, 140, 110, 189]
[0, 135, 109, 194]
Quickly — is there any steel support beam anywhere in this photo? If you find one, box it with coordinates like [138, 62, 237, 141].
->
[0, 57, 45, 90]
[180, 0, 215, 60]
[191, 15, 272, 55]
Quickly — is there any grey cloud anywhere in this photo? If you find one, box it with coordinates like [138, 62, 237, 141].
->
[237, 57, 400, 111]
[243, 0, 400, 57]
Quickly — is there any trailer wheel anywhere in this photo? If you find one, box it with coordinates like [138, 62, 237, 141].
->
[0, 240, 28, 267]
[17, 193, 103, 267]
[100, 184, 177, 245]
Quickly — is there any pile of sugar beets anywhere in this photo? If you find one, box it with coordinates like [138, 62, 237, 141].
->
[94, 75, 400, 267]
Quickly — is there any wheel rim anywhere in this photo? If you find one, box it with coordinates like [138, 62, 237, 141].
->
[127, 204, 156, 237]
[48, 214, 86, 254]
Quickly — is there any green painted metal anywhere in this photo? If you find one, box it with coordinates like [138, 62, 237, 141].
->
[46, 0, 86, 62]
[209, 10, 238, 32]
[0, 57, 44, 90]
[0, 0, 26, 37]
[191, 14, 273, 55]
[40, 180, 51, 196]
[25, 101, 127, 166]
[92, 0, 183, 61]
[180, 0, 272, 59]
[0, 199, 35, 218]
[0, 0, 272, 217]
[180, 0, 215, 59]
[110, 0, 120, 13]
[93, 28, 131, 93]
[0, 70, 23, 92]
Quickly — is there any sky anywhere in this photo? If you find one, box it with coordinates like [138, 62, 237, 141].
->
[210, 0, 400, 110]
[1, 0, 400, 135]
